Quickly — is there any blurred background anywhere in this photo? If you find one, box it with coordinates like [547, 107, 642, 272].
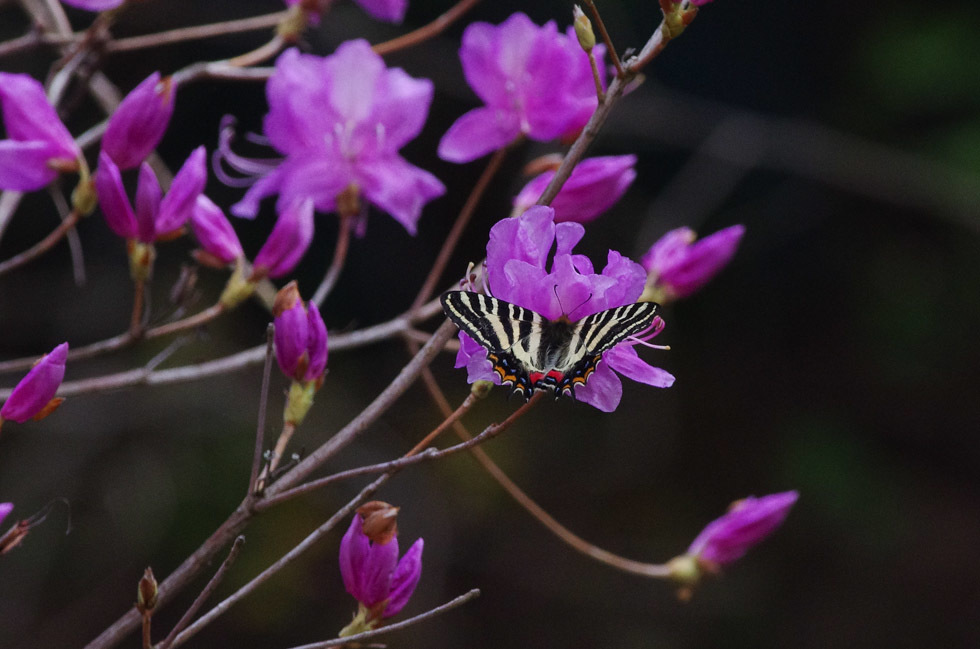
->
[1, 0, 979, 647]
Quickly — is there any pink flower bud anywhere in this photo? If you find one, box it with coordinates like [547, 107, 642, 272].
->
[190, 196, 243, 266]
[95, 151, 139, 240]
[687, 491, 798, 565]
[272, 282, 328, 382]
[513, 155, 636, 223]
[253, 199, 314, 279]
[339, 503, 423, 621]
[101, 72, 175, 170]
[155, 146, 207, 237]
[0, 73, 80, 191]
[0, 343, 68, 424]
[641, 224, 745, 301]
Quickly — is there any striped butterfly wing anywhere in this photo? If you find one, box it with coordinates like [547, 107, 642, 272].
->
[440, 291, 543, 396]
[555, 301, 659, 396]
[441, 291, 659, 399]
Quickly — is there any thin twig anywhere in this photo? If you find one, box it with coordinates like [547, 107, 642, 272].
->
[284, 589, 482, 649]
[249, 325, 276, 495]
[372, 0, 482, 57]
[410, 146, 508, 312]
[0, 209, 81, 277]
[312, 214, 352, 307]
[583, 0, 624, 77]
[157, 536, 246, 649]
[168, 476, 391, 649]
[417, 368, 670, 578]
[106, 11, 288, 53]
[0, 28, 74, 58]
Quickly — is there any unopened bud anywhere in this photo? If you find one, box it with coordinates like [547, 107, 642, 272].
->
[71, 177, 98, 215]
[471, 380, 495, 400]
[357, 501, 399, 545]
[573, 6, 596, 52]
[136, 567, 158, 614]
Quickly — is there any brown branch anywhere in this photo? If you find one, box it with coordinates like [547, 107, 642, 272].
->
[0, 209, 81, 277]
[105, 12, 288, 53]
[410, 146, 508, 312]
[157, 536, 246, 649]
[372, 0, 482, 57]
[583, 0, 624, 78]
[283, 589, 481, 649]
[249, 325, 276, 495]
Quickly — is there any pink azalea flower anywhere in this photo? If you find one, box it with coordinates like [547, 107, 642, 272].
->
[252, 199, 315, 279]
[513, 155, 636, 223]
[0, 343, 68, 425]
[101, 72, 175, 170]
[283, 0, 406, 24]
[438, 13, 604, 163]
[230, 43, 444, 234]
[95, 147, 207, 243]
[339, 505, 423, 620]
[687, 491, 798, 565]
[0, 73, 81, 191]
[273, 282, 328, 382]
[456, 206, 674, 412]
[60, 0, 124, 10]
[641, 224, 745, 302]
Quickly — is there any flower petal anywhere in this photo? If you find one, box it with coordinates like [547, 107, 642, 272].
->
[0, 73, 78, 160]
[573, 362, 622, 412]
[354, 0, 407, 23]
[604, 345, 675, 388]
[253, 199, 315, 278]
[385, 537, 423, 617]
[102, 72, 175, 170]
[0, 342, 68, 423]
[156, 146, 207, 235]
[95, 151, 138, 239]
[358, 155, 445, 235]
[437, 106, 520, 163]
[0, 139, 62, 191]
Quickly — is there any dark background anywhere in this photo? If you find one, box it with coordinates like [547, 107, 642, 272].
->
[1, 0, 979, 647]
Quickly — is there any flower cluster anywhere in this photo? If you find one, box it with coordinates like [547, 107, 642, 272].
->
[454, 206, 674, 412]
[231, 42, 444, 234]
[439, 13, 604, 164]
[339, 502, 423, 635]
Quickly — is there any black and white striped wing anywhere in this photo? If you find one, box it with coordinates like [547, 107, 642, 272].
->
[555, 301, 659, 395]
[440, 291, 543, 395]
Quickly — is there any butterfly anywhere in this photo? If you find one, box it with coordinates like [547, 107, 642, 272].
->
[440, 290, 659, 400]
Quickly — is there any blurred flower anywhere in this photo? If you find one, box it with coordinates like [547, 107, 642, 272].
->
[60, 0, 125, 10]
[438, 13, 604, 163]
[101, 72, 175, 170]
[95, 147, 207, 243]
[273, 281, 328, 383]
[513, 155, 636, 223]
[0, 343, 68, 426]
[229, 44, 444, 234]
[455, 206, 673, 412]
[688, 491, 798, 565]
[0, 503, 11, 527]
[0, 73, 81, 191]
[640, 224, 745, 303]
[190, 196, 244, 267]
[251, 199, 315, 279]
[283, 0, 406, 23]
[339, 502, 423, 635]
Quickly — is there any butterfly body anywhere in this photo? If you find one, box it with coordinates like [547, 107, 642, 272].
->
[440, 291, 658, 400]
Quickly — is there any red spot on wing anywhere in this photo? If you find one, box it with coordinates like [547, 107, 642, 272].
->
[528, 371, 545, 385]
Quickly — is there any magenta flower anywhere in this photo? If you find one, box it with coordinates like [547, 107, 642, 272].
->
[190, 196, 243, 267]
[283, 0, 406, 23]
[438, 13, 604, 164]
[60, 0, 124, 10]
[455, 206, 673, 412]
[96, 147, 207, 243]
[0, 342, 68, 426]
[513, 155, 636, 223]
[641, 224, 745, 302]
[0, 503, 11, 527]
[339, 504, 423, 624]
[101, 72, 175, 170]
[687, 491, 798, 565]
[252, 199, 315, 279]
[0, 73, 81, 191]
[273, 282, 328, 383]
[230, 43, 444, 234]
